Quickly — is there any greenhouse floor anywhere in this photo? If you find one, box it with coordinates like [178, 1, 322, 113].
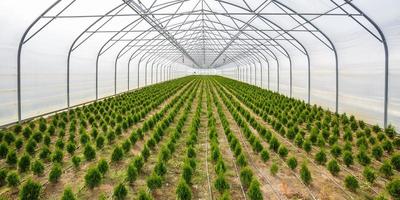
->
[0, 76, 398, 200]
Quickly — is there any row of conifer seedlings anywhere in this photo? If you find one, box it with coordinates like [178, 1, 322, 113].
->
[209, 81, 264, 200]
[206, 83, 230, 199]
[174, 83, 204, 200]
[143, 79, 199, 198]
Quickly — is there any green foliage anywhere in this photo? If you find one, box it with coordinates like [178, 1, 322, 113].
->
[51, 149, 64, 163]
[300, 163, 312, 185]
[154, 161, 167, 176]
[330, 144, 342, 158]
[315, 149, 327, 165]
[380, 160, 394, 178]
[344, 175, 359, 192]
[391, 154, 400, 171]
[6, 150, 17, 165]
[18, 154, 31, 172]
[66, 142, 76, 155]
[0, 169, 7, 186]
[372, 145, 384, 161]
[278, 145, 288, 158]
[84, 144, 96, 161]
[111, 146, 124, 162]
[19, 179, 41, 200]
[182, 164, 193, 184]
[215, 159, 226, 175]
[113, 183, 128, 200]
[137, 189, 154, 200]
[214, 174, 230, 195]
[176, 179, 192, 200]
[49, 164, 62, 183]
[72, 156, 81, 169]
[363, 167, 376, 184]
[236, 153, 247, 167]
[146, 173, 162, 190]
[357, 149, 371, 166]
[343, 151, 354, 167]
[85, 167, 102, 189]
[302, 139, 312, 153]
[126, 163, 138, 183]
[260, 149, 270, 162]
[61, 187, 77, 200]
[386, 179, 400, 199]
[270, 162, 279, 176]
[97, 159, 109, 175]
[287, 157, 298, 170]
[7, 171, 20, 187]
[327, 159, 340, 176]
[240, 167, 254, 189]
[247, 179, 263, 200]
[31, 160, 45, 176]
[96, 136, 105, 149]
[0, 143, 8, 158]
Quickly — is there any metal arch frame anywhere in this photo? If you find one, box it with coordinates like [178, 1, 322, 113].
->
[12, 0, 391, 128]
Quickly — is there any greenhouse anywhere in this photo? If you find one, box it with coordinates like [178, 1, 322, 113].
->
[0, 0, 400, 199]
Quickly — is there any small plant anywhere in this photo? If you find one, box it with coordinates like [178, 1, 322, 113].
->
[146, 173, 162, 190]
[19, 179, 41, 200]
[72, 156, 81, 168]
[0, 169, 7, 186]
[111, 146, 124, 162]
[7, 171, 20, 187]
[85, 167, 102, 189]
[315, 149, 327, 165]
[343, 151, 354, 167]
[240, 167, 254, 189]
[126, 163, 138, 183]
[270, 162, 279, 176]
[31, 160, 45, 176]
[137, 189, 154, 200]
[51, 149, 64, 163]
[154, 161, 167, 176]
[247, 179, 263, 200]
[372, 145, 384, 161]
[176, 178, 192, 200]
[386, 179, 400, 199]
[97, 159, 109, 175]
[300, 163, 312, 185]
[391, 154, 400, 171]
[182, 164, 193, 184]
[327, 159, 340, 176]
[214, 174, 230, 194]
[84, 144, 96, 161]
[302, 139, 312, 153]
[344, 175, 359, 192]
[363, 167, 376, 184]
[236, 153, 247, 167]
[66, 142, 76, 155]
[357, 149, 371, 166]
[0, 143, 8, 158]
[49, 164, 62, 183]
[96, 136, 105, 149]
[287, 157, 298, 170]
[278, 145, 288, 158]
[6, 150, 17, 165]
[61, 187, 76, 200]
[60, 187, 76, 200]
[260, 149, 270, 162]
[380, 160, 394, 178]
[18, 154, 31, 172]
[113, 183, 128, 200]
[330, 144, 342, 158]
